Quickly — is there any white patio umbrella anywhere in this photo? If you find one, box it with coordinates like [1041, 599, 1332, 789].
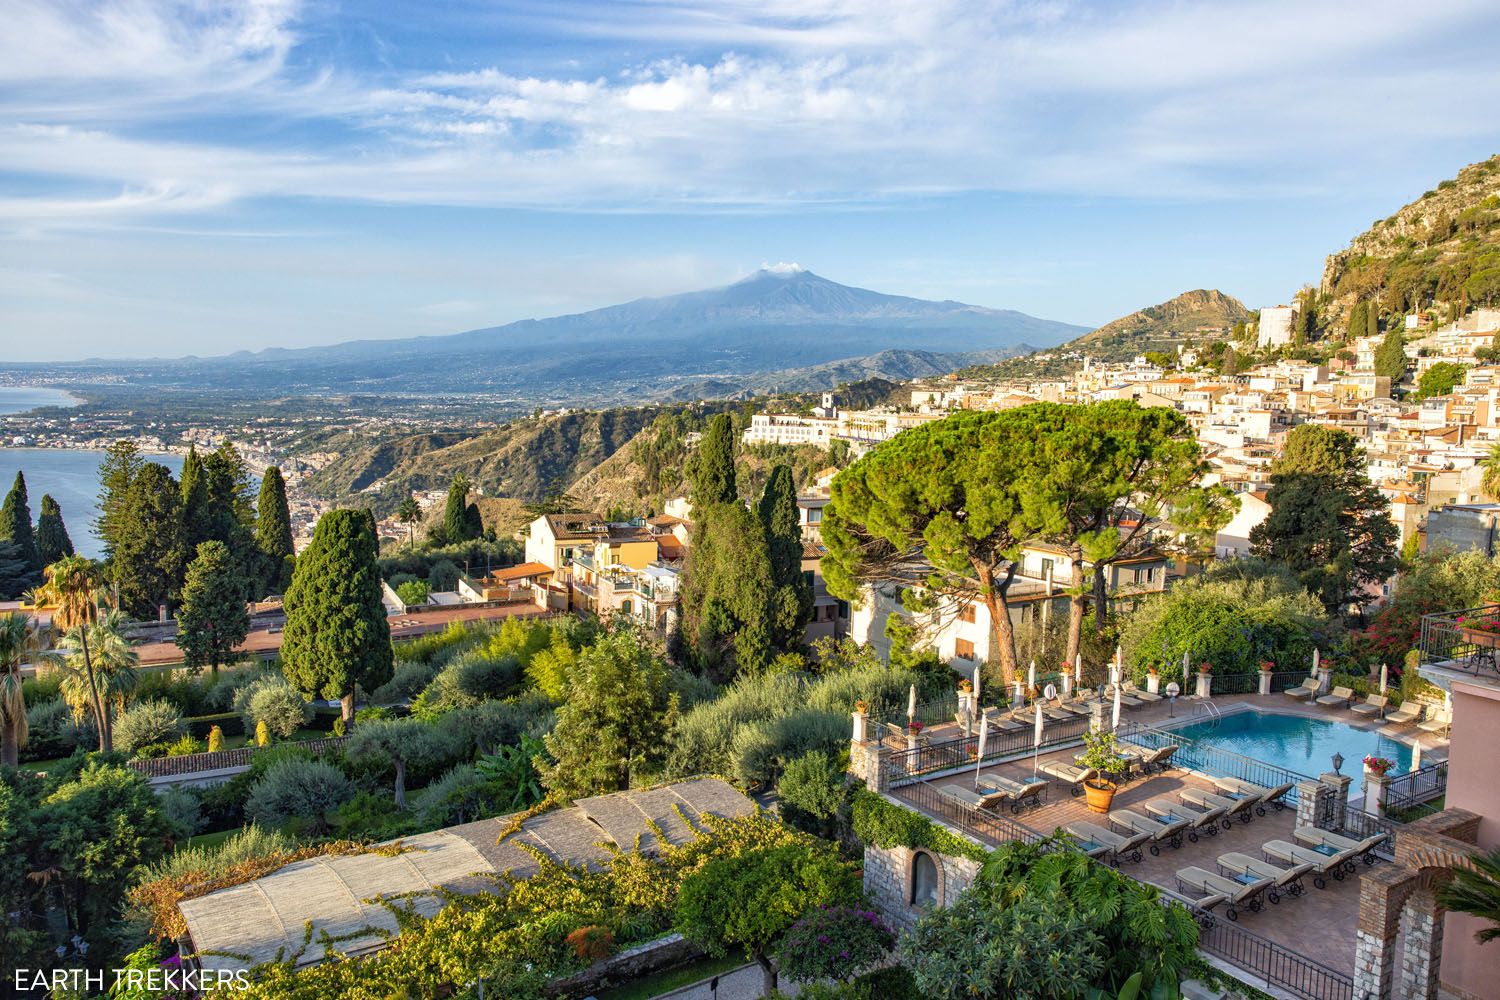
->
[973, 713, 990, 789]
[907, 683, 918, 722]
[1112, 684, 1122, 730]
[1032, 703, 1045, 775]
[1074, 653, 1082, 685]
[1182, 649, 1190, 677]
[972, 664, 982, 708]
[1312, 647, 1320, 673]
[1379, 664, 1388, 694]
[1028, 660, 1036, 693]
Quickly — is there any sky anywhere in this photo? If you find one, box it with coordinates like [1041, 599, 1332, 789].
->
[3, 1, 1500, 362]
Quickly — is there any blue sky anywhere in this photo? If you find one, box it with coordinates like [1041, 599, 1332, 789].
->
[3, 0, 1500, 361]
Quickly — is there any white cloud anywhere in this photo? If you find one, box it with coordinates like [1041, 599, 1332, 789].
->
[2, 0, 1499, 230]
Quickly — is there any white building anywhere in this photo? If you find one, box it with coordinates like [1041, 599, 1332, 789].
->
[1257, 306, 1295, 348]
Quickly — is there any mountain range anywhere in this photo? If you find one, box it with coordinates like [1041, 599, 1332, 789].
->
[37, 267, 1084, 405]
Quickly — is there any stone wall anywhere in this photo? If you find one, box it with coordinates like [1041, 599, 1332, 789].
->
[545, 932, 699, 997]
[863, 843, 982, 934]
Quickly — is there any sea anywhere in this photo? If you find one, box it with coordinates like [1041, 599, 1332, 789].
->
[0, 386, 183, 559]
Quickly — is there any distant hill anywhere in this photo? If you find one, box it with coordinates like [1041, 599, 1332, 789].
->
[1321, 154, 1500, 322]
[656, 347, 1024, 401]
[51, 267, 1085, 406]
[1063, 289, 1249, 360]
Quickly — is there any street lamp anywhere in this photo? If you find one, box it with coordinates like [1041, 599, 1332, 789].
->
[1331, 752, 1344, 776]
[1166, 682, 1181, 718]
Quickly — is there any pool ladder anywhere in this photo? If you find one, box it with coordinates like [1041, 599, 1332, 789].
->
[1192, 700, 1223, 729]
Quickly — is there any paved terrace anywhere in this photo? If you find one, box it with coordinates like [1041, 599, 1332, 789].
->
[883, 689, 1442, 992]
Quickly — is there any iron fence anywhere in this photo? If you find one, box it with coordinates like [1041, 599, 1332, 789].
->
[867, 691, 961, 731]
[1418, 604, 1500, 677]
[892, 777, 1045, 847]
[1117, 722, 1307, 805]
[1384, 760, 1447, 814]
[884, 713, 1091, 786]
[1196, 917, 1355, 1000]
[1322, 802, 1402, 862]
[127, 735, 349, 778]
[1266, 670, 1313, 692]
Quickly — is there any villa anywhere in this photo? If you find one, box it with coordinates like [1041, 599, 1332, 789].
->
[845, 619, 1494, 1000]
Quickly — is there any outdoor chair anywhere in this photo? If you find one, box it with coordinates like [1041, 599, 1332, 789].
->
[1136, 744, 1180, 774]
[1122, 679, 1162, 703]
[882, 722, 908, 747]
[1145, 797, 1225, 841]
[1315, 685, 1355, 708]
[1105, 683, 1143, 707]
[938, 784, 1008, 812]
[1212, 776, 1294, 814]
[1109, 808, 1188, 854]
[1163, 887, 1230, 929]
[1293, 825, 1387, 865]
[1350, 694, 1388, 718]
[1284, 675, 1319, 700]
[1065, 821, 1150, 865]
[1051, 696, 1092, 717]
[981, 706, 1025, 732]
[1181, 787, 1254, 826]
[979, 774, 1047, 812]
[1416, 714, 1450, 737]
[1383, 702, 1422, 725]
[1040, 702, 1073, 723]
[1174, 866, 1273, 921]
[1262, 839, 1359, 889]
[1215, 852, 1314, 903]
[1038, 760, 1096, 797]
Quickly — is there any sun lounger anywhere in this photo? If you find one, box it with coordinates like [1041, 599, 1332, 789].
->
[1122, 680, 1162, 703]
[1293, 825, 1387, 864]
[1216, 852, 1313, 903]
[1039, 760, 1096, 797]
[1416, 715, 1450, 737]
[1315, 685, 1355, 708]
[980, 707, 1025, 732]
[1211, 776, 1294, 814]
[1284, 675, 1319, 699]
[1351, 694, 1388, 718]
[979, 775, 1047, 812]
[1050, 697, 1091, 717]
[1110, 808, 1188, 854]
[1262, 839, 1358, 889]
[1181, 787, 1253, 826]
[1065, 821, 1150, 865]
[1040, 703, 1073, 722]
[938, 784, 1008, 812]
[1106, 684, 1143, 707]
[1145, 797, 1224, 841]
[1383, 702, 1422, 725]
[1162, 887, 1230, 929]
[1135, 744, 1179, 774]
[1174, 866, 1272, 920]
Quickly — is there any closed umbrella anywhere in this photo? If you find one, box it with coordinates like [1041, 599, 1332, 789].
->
[1074, 653, 1082, 685]
[1379, 664, 1388, 694]
[1032, 703, 1045, 775]
[1028, 660, 1036, 694]
[973, 713, 990, 789]
[907, 683, 918, 723]
[1312, 647, 1320, 673]
[1112, 684, 1122, 730]
[1182, 649, 1190, 677]
[972, 664, 981, 709]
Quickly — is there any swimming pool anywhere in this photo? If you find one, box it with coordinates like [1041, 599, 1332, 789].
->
[1168, 709, 1414, 800]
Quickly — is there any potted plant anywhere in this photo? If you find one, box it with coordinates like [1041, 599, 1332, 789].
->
[1078, 730, 1129, 813]
[957, 678, 973, 693]
[1259, 660, 1275, 673]
[1363, 755, 1396, 777]
[1197, 661, 1213, 675]
[907, 720, 924, 734]
[1456, 614, 1500, 650]
[853, 700, 870, 716]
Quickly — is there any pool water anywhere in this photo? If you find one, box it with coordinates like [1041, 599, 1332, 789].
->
[1169, 709, 1413, 800]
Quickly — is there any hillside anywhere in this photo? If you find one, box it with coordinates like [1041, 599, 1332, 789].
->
[1321, 154, 1500, 322]
[655, 347, 1021, 401]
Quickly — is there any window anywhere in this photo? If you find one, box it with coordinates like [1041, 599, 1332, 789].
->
[620, 600, 633, 615]
[1040, 557, 1055, 581]
[958, 603, 976, 623]
[910, 852, 938, 907]
[836, 600, 850, 619]
[955, 638, 976, 660]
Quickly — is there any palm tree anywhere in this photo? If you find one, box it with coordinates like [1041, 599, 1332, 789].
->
[1482, 444, 1500, 501]
[0, 612, 42, 767]
[397, 497, 421, 550]
[32, 556, 111, 751]
[1439, 847, 1500, 944]
[58, 609, 138, 724]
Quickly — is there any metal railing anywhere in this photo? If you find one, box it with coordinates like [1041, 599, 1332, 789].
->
[1325, 802, 1402, 862]
[1385, 760, 1447, 814]
[1419, 604, 1500, 676]
[1117, 722, 1306, 805]
[127, 735, 349, 778]
[1196, 917, 1355, 999]
[1211, 672, 1261, 695]
[1265, 670, 1314, 693]
[892, 777, 1045, 847]
[884, 714, 1091, 786]
[867, 691, 960, 731]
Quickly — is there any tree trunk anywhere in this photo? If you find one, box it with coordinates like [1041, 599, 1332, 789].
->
[1064, 562, 1088, 673]
[79, 629, 110, 753]
[1092, 563, 1110, 631]
[1, 718, 17, 768]
[394, 759, 406, 809]
[755, 951, 777, 996]
[341, 691, 355, 726]
[977, 560, 1020, 689]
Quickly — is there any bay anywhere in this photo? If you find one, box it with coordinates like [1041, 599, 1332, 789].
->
[0, 385, 81, 416]
[0, 449, 184, 560]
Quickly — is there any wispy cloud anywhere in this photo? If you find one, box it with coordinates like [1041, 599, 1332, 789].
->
[2, 0, 1499, 231]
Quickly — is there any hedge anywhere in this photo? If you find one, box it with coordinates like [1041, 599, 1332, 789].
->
[185, 712, 245, 738]
[850, 788, 989, 863]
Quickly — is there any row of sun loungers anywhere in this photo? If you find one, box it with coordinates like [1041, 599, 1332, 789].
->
[1282, 677, 1450, 733]
[936, 775, 1049, 815]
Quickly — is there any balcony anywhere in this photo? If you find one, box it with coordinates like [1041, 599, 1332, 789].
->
[1417, 604, 1500, 692]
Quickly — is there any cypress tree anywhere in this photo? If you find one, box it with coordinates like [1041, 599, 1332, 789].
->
[692, 414, 738, 505]
[1374, 329, 1407, 386]
[1221, 346, 1239, 375]
[0, 541, 30, 600]
[95, 440, 141, 565]
[441, 474, 479, 542]
[1346, 301, 1367, 342]
[254, 466, 295, 595]
[281, 508, 393, 725]
[0, 472, 38, 573]
[179, 446, 212, 551]
[758, 464, 812, 650]
[204, 443, 253, 547]
[35, 494, 73, 566]
[1366, 304, 1379, 340]
[175, 540, 250, 677]
[113, 462, 187, 619]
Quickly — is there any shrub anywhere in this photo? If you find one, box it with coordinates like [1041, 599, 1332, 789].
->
[235, 675, 312, 738]
[417, 763, 501, 827]
[565, 925, 614, 963]
[245, 758, 354, 834]
[410, 651, 523, 718]
[850, 788, 987, 862]
[427, 559, 461, 591]
[777, 906, 894, 985]
[449, 693, 556, 756]
[395, 579, 430, 607]
[22, 698, 93, 759]
[207, 725, 224, 752]
[369, 659, 440, 704]
[255, 720, 270, 746]
[158, 786, 206, 839]
[209, 664, 278, 712]
[730, 710, 846, 787]
[114, 699, 185, 754]
[166, 734, 203, 756]
[777, 750, 851, 835]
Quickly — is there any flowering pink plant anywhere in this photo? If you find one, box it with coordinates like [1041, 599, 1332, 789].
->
[1259, 660, 1275, 671]
[1363, 755, 1395, 776]
[908, 721, 924, 734]
[1457, 615, 1500, 635]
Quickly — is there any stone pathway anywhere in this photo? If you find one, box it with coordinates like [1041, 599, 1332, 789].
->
[651, 963, 800, 1000]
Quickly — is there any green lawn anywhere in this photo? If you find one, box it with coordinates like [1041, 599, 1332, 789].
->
[23, 756, 73, 775]
[179, 828, 239, 852]
[595, 954, 748, 1000]
[217, 727, 329, 750]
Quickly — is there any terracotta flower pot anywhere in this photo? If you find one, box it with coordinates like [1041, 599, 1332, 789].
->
[1460, 626, 1500, 650]
[1083, 778, 1117, 814]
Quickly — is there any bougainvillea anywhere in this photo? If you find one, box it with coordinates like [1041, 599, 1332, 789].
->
[776, 905, 895, 984]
